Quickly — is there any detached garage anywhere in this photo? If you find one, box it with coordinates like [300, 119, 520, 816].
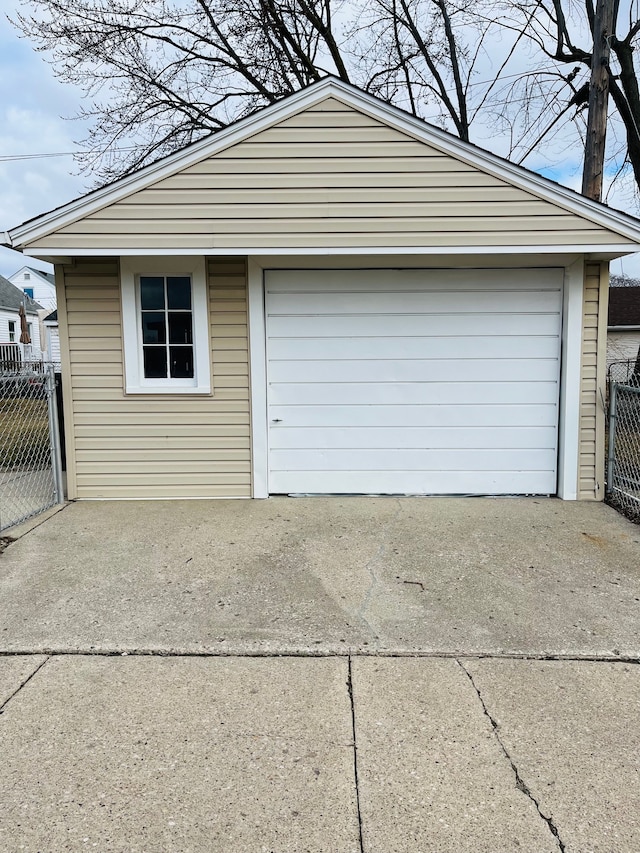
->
[4, 77, 640, 501]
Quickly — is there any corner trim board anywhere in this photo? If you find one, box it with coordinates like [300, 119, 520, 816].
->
[248, 260, 269, 498]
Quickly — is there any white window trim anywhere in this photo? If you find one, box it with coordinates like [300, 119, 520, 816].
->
[121, 256, 211, 394]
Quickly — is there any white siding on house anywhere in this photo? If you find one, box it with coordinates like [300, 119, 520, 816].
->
[28, 98, 637, 253]
[0, 309, 19, 345]
[8, 267, 57, 312]
[607, 331, 640, 365]
[0, 308, 41, 355]
[46, 325, 62, 364]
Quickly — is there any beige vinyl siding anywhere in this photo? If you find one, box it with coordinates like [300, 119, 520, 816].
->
[30, 98, 636, 252]
[62, 257, 251, 499]
[578, 261, 608, 500]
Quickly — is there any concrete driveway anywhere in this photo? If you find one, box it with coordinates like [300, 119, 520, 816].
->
[1, 497, 640, 851]
[1, 496, 639, 655]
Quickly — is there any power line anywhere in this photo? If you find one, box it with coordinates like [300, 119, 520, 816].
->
[0, 146, 137, 163]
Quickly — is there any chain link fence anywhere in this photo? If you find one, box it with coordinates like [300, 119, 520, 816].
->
[607, 383, 640, 522]
[607, 358, 640, 392]
[0, 363, 64, 532]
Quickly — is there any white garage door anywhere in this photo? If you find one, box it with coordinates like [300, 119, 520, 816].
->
[266, 269, 563, 495]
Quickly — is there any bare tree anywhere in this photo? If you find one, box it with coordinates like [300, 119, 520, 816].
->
[14, 0, 351, 181]
[349, 0, 522, 142]
[13, 0, 515, 184]
[493, 0, 640, 199]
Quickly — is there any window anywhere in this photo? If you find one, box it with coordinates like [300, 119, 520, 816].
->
[23, 287, 34, 299]
[121, 257, 211, 394]
[8, 320, 15, 342]
[140, 275, 194, 379]
[23, 273, 30, 281]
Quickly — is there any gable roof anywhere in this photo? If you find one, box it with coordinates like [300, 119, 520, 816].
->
[26, 266, 55, 285]
[609, 286, 640, 327]
[0, 276, 42, 313]
[8, 265, 56, 286]
[5, 77, 640, 254]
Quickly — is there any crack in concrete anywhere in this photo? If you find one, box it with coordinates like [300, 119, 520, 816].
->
[0, 656, 50, 715]
[458, 659, 566, 853]
[347, 655, 365, 853]
[0, 648, 639, 661]
[355, 498, 404, 641]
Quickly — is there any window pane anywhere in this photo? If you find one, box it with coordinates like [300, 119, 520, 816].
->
[143, 346, 167, 378]
[167, 277, 191, 310]
[142, 312, 166, 344]
[170, 346, 194, 378]
[140, 277, 165, 310]
[168, 312, 193, 344]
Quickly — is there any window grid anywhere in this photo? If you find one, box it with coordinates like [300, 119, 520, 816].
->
[140, 275, 194, 380]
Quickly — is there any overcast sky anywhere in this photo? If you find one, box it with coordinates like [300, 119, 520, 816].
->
[1, 3, 639, 281]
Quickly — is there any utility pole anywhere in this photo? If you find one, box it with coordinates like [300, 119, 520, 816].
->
[582, 0, 616, 202]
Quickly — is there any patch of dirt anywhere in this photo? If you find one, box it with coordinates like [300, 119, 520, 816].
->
[0, 536, 15, 555]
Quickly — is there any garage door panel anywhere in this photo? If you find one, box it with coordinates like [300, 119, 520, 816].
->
[268, 336, 559, 361]
[268, 312, 560, 338]
[269, 470, 557, 495]
[269, 425, 559, 450]
[267, 288, 562, 316]
[268, 358, 560, 384]
[266, 269, 561, 495]
[270, 381, 558, 406]
[268, 269, 563, 293]
[270, 448, 557, 472]
[269, 404, 558, 428]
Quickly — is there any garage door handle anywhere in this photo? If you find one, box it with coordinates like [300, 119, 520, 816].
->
[272, 418, 283, 423]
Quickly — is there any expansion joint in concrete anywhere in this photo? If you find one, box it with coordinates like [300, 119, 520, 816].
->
[347, 655, 365, 853]
[457, 659, 566, 853]
[0, 656, 50, 715]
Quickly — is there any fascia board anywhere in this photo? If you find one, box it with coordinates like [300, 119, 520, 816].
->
[8, 75, 640, 247]
[21, 243, 638, 258]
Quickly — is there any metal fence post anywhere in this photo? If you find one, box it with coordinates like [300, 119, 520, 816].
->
[46, 364, 64, 505]
[607, 382, 617, 496]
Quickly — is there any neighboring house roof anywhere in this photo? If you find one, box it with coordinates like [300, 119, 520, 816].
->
[9, 264, 56, 286]
[4, 77, 640, 255]
[44, 309, 58, 323]
[26, 266, 55, 285]
[0, 276, 42, 314]
[608, 286, 640, 328]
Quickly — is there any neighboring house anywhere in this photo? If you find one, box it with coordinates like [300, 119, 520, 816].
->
[8, 265, 56, 311]
[8, 265, 58, 361]
[0, 275, 43, 361]
[5, 78, 640, 502]
[43, 309, 61, 365]
[607, 285, 640, 368]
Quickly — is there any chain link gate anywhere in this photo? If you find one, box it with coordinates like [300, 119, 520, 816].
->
[607, 382, 640, 522]
[0, 364, 64, 532]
